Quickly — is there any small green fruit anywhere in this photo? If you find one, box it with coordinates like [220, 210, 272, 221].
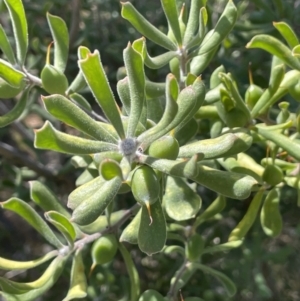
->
[262, 165, 283, 186]
[100, 159, 123, 180]
[245, 84, 263, 110]
[223, 108, 249, 128]
[148, 135, 179, 160]
[185, 233, 204, 262]
[90, 234, 118, 275]
[41, 64, 68, 95]
[289, 79, 300, 101]
[131, 165, 160, 224]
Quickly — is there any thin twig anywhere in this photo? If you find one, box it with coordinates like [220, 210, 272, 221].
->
[167, 259, 190, 300]
[59, 203, 140, 255]
[0, 102, 34, 141]
[0, 141, 55, 178]
[22, 68, 42, 86]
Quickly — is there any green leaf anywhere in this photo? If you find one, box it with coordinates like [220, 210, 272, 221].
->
[78, 209, 126, 234]
[176, 76, 206, 130]
[174, 117, 198, 146]
[219, 72, 251, 119]
[119, 243, 140, 301]
[202, 240, 243, 254]
[30, 181, 70, 217]
[189, 44, 214, 74]
[0, 59, 25, 87]
[210, 65, 226, 89]
[69, 93, 91, 111]
[42, 94, 117, 143]
[218, 153, 264, 183]
[252, 70, 300, 117]
[75, 168, 97, 186]
[67, 73, 87, 95]
[63, 250, 87, 301]
[198, 0, 237, 55]
[229, 189, 265, 241]
[139, 76, 205, 148]
[77, 46, 90, 59]
[46, 13, 69, 72]
[170, 262, 197, 291]
[185, 7, 207, 50]
[138, 200, 166, 255]
[292, 45, 300, 57]
[185, 233, 204, 261]
[121, 2, 177, 51]
[0, 255, 67, 301]
[0, 24, 16, 64]
[71, 177, 122, 225]
[178, 131, 252, 159]
[120, 208, 141, 244]
[3, 0, 28, 64]
[138, 154, 199, 179]
[194, 195, 226, 227]
[192, 165, 257, 200]
[132, 37, 146, 57]
[92, 151, 122, 169]
[273, 21, 299, 49]
[123, 42, 146, 137]
[183, 0, 204, 45]
[164, 176, 201, 221]
[246, 34, 300, 71]
[193, 263, 237, 297]
[117, 76, 131, 115]
[251, 63, 285, 117]
[256, 126, 300, 161]
[34, 121, 118, 155]
[78, 49, 125, 139]
[45, 211, 76, 247]
[139, 289, 164, 301]
[117, 76, 131, 116]
[0, 86, 27, 127]
[163, 245, 185, 257]
[137, 74, 178, 148]
[260, 188, 282, 237]
[0, 250, 57, 271]
[145, 49, 177, 69]
[0, 198, 63, 248]
[161, 0, 182, 45]
[68, 176, 105, 210]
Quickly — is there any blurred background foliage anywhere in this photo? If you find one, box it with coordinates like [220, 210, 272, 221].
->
[0, 0, 300, 300]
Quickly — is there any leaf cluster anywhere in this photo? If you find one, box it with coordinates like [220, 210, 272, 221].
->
[0, 0, 300, 300]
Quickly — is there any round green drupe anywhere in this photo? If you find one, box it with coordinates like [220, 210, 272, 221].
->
[41, 64, 68, 95]
[262, 165, 283, 186]
[148, 135, 179, 160]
